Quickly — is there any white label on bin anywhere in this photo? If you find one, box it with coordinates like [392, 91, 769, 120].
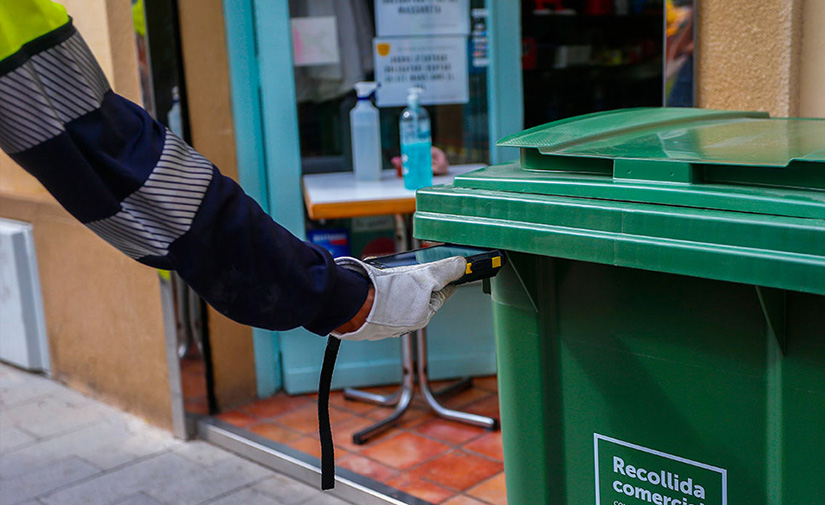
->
[594, 434, 727, 505]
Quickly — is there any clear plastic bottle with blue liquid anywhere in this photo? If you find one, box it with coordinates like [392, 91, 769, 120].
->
[399, 87, 432, 190]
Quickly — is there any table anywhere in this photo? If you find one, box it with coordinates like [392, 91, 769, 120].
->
[302, 165, 485, 220]
[302, 165, 498, 443]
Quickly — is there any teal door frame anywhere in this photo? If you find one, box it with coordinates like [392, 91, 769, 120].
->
[223, 0, 308, 397]
[222, 0, 523, 397]
[487, 1, 524, 164]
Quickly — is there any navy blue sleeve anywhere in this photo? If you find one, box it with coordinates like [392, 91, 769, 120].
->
[0, 21, 369, 335]
[169, 163, 370, 334]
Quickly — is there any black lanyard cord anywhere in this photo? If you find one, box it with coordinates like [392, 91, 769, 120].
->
[318, 335, 341, 490]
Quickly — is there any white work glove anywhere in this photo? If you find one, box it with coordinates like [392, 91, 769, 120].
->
[332, 256, 467, 341]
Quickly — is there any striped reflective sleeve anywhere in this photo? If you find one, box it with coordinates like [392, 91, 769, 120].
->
[0, 21, 216, 266]
[86, 132, 214, 260]
[0, 28, 109, 154]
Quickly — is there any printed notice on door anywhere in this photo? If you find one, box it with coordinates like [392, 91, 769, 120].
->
[594, 434, 727, 505]
[375, 0, 470, 37]
[374, 36, 468, 107]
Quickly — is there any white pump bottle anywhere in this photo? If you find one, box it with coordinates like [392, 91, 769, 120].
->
[350, 82, 382, 181]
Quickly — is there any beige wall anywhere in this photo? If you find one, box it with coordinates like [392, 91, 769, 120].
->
[0, 0, 171, 429]
[698, 0, 804, 117]
[0, 195, 170, 426]
[698, 0, 823, 119]
[177, 0, 257, 411]
[799, 0, 825, 117]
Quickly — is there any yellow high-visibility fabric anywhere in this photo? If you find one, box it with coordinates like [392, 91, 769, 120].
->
[132, 0, 145, 37]
[0, 0, 69, 62]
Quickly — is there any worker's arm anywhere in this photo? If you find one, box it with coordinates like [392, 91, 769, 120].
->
[1, 1, 467, 340]
[0, 2, 370, 335]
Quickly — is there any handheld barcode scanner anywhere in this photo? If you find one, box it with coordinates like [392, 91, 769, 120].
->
[319, 244, 505, 490]
[365, 244, 506, 285]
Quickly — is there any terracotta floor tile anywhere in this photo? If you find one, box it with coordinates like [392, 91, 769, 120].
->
[274, 404, 355, 434]
[416, 418, 486, 446]
[429, 379, 457, 390]
[331, 391, 381, 415]
[227, 376, 503, 500]
[363, 406, 391, 421]
[336, 453, 400, 483]
[248, 422, 303, 444]
[464, 395, 500, 420]
[184, 396, 210, 415]
[360, 384, 403, 397]
[441, 387, 494, 410]
[386, 472, 455, 504]
[272, 405, 318, 434]
[411, 395, 431, 409]
[286, 435, 325, 459]
[328, 416, 393, 452]
[363, 402, 406, 420]
[363, 403, 435, 429]
[181, 373, 207, 395]
[361, 433, 450, 470]
[463, 431, 503, 462]
[241, 394, 312, 419]
[473, 376, 498, 393]
[216, 409, 258, 428]
[416, 451, 503, 491]
[329, 406, 359, 426]
[467, 473, 507, 505]
[442, 496, 489, 505]
[180, 358, 205, 374]
[400, 410, 437, 429]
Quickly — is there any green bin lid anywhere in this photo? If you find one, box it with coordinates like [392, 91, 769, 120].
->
[455, 107, 825, 219]
[498, 107, 825, 167]
[415, 108, 825, 295]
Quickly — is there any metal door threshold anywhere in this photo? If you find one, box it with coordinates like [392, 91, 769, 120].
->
[197, 417, 431, 505]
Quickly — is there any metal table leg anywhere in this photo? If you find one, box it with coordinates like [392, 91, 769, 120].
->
[343, 212, 498, 444]
[416, 327, 499, 430]
[345, 328, 499, 445]
[343, 382, 402, 407]
[347, 333, 415, 444]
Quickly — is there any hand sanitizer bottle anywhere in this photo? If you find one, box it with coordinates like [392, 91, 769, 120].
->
[350, 82, 382, 181]
[399, 87, 432, 190]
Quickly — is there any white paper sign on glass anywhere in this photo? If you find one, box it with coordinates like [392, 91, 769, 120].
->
[375, 0, 470, 37]
[291, 17, 340, 67]
[374, 36, 469, 107]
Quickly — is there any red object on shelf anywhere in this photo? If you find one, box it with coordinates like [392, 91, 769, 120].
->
[522, 38, 537, 71]
[585, 0, 613, 14]
[534, 0, 564, 10]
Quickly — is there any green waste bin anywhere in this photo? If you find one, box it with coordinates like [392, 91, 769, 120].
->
[414, 108, 825, 505]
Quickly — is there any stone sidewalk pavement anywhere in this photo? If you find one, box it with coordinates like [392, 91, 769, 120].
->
[0, 362, 349, 505]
